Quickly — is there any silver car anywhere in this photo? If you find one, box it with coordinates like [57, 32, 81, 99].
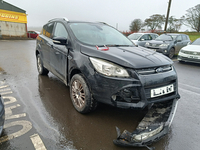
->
[128, 33, 158, 47]
[178, 38, 200, 63]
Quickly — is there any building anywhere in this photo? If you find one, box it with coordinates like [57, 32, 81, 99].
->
[0, 1, 27, 39]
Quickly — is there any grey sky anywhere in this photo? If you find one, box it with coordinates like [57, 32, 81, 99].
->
[4, 0, 200, 31]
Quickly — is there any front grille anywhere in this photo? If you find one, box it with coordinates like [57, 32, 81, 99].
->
[144, 81, 177, 101]
[178, 56, 200, 63]
[136, 65, 172, 75]
[181, 50, 200, 56]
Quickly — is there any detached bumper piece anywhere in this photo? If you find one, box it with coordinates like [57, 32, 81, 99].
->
[113, 99, 178, 150]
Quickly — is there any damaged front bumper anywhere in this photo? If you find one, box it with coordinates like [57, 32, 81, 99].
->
[113, 98, 178, 149]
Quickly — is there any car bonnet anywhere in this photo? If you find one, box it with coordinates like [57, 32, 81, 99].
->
[80, 45, 172, 69]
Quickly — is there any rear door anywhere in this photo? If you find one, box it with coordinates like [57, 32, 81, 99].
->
[39, 22, 55, 70]
[175, 35, 184, 54]
[50, 22, 69, 82]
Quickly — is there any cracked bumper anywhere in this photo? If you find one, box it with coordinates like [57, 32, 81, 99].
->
[113, 98, 178, 148]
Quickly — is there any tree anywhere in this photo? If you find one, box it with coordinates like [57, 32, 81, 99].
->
[144, 14, 165, 31]
[182, 4, 200, 32]
[129, 19, 143, 32]
[167, 16, 182, 32]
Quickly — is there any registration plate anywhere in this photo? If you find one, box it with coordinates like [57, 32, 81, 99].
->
[151, 84, 174, 98]
[188, 55, 199, 59]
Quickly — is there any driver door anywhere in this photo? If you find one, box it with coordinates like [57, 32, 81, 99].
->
[50, 22, 69, 82]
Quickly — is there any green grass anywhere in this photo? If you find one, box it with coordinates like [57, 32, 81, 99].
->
[182, 32, 200, 42]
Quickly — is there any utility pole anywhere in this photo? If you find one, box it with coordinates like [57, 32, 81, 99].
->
[164, 0, 172, 32]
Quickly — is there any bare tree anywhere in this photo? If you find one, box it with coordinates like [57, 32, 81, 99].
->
[167, 16, 182, 32]
[144, 14, 165, 31]
[182, 4, 200, 32]
[129, 19, 143, 32]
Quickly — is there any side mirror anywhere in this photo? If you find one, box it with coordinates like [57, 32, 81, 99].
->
[53, 37, 68, 45]
[140, 38, 145, 41]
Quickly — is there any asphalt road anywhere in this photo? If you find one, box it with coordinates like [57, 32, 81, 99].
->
[0, 40, 199, 150]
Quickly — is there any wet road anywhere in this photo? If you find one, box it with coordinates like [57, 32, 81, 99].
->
[0, 40, 200, 150]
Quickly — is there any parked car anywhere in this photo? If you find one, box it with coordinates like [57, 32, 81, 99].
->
[27, 31, 40, 38]
[36, 18, 179, 113]
[36, 18, 180, 147]
[0, 94, 5, 136]
[178, 38, 200, 63]
[145, 33, 191, 58]
[128, 33, 158, 47]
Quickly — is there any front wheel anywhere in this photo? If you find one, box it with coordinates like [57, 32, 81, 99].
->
[70, 74, 97, 113]
[36, 54, 49, 75]
[168, 48, 175, 59]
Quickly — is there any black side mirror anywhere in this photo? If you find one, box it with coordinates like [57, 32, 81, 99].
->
[53, 37, 68, 45]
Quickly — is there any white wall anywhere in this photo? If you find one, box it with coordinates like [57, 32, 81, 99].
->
[0, 21, 27, 37]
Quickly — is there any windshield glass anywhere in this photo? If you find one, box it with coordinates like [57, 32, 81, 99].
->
[69, 23, 133, 46]
[128, 33, 142, 40]
[155, 34, 177, 41]
[191, 38, 200, 45]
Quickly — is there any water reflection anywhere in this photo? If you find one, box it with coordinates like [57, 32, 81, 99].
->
[38, 75, 171, 150]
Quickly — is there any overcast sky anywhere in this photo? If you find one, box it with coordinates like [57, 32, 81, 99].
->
[4, 0, 200, 31]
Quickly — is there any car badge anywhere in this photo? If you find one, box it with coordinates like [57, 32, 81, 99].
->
[193, 52, 197, 55]
[156, 67, 163, 73]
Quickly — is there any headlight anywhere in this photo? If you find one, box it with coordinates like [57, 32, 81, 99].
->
[159, 43, 169, 47]
[89, 57, 129, 77]
[133, 125, 163, 142]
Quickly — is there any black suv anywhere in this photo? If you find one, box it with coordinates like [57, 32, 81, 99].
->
[145, 33, 191, 58]
[36, 18, 180, 114]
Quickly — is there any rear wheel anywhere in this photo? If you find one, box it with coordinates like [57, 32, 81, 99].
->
[36, 54, 49, 75]
[70, 74, 97, 113]
[168, 48, 175, 59]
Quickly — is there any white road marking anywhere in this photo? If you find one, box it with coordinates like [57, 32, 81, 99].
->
[0, 85, 9, 89]
[0, 120, 32, 143]
[1, 91, 13, 95]
[3, 96, 17, 105]
[30, 134, 47, 150]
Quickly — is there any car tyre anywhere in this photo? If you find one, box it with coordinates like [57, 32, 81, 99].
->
[168, 48, 175, 59]
[70, 74, 97, 113]
[36, 54, 49, 75]
[178, 60, 184, 63]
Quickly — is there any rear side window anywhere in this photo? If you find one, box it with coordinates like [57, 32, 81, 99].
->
[182, 35, 187, 40]
[42, 22, 55, 38]
[176, 35, 182, 41]
[151, 34, 158, 39]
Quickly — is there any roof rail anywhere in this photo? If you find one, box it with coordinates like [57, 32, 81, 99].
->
[48, 17, 69, 22]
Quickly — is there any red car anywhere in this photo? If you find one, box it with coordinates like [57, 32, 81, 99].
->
[27, 31, 40, 38]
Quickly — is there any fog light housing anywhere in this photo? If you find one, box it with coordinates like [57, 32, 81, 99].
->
[133, 125, 163, 142]
[112, 95, 117, 101]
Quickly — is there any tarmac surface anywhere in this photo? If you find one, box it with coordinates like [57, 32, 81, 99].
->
[0, 40, 200, 150]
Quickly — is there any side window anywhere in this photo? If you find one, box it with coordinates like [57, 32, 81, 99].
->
[53, 22, 68, 38]
[141, 34, 151, 40]
[46, 22, 55, 38]
[151, 34, 158, 39]
[42, 24, 47, 35]
[182, 35, 188, 41]
[176, 35, 182, 41]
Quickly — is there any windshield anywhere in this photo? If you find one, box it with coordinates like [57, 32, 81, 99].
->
[69, 23, 133, 46]
[155, 34, 177, 41]
[191, 38, 200, 45]
[128, 33, 142, 40]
